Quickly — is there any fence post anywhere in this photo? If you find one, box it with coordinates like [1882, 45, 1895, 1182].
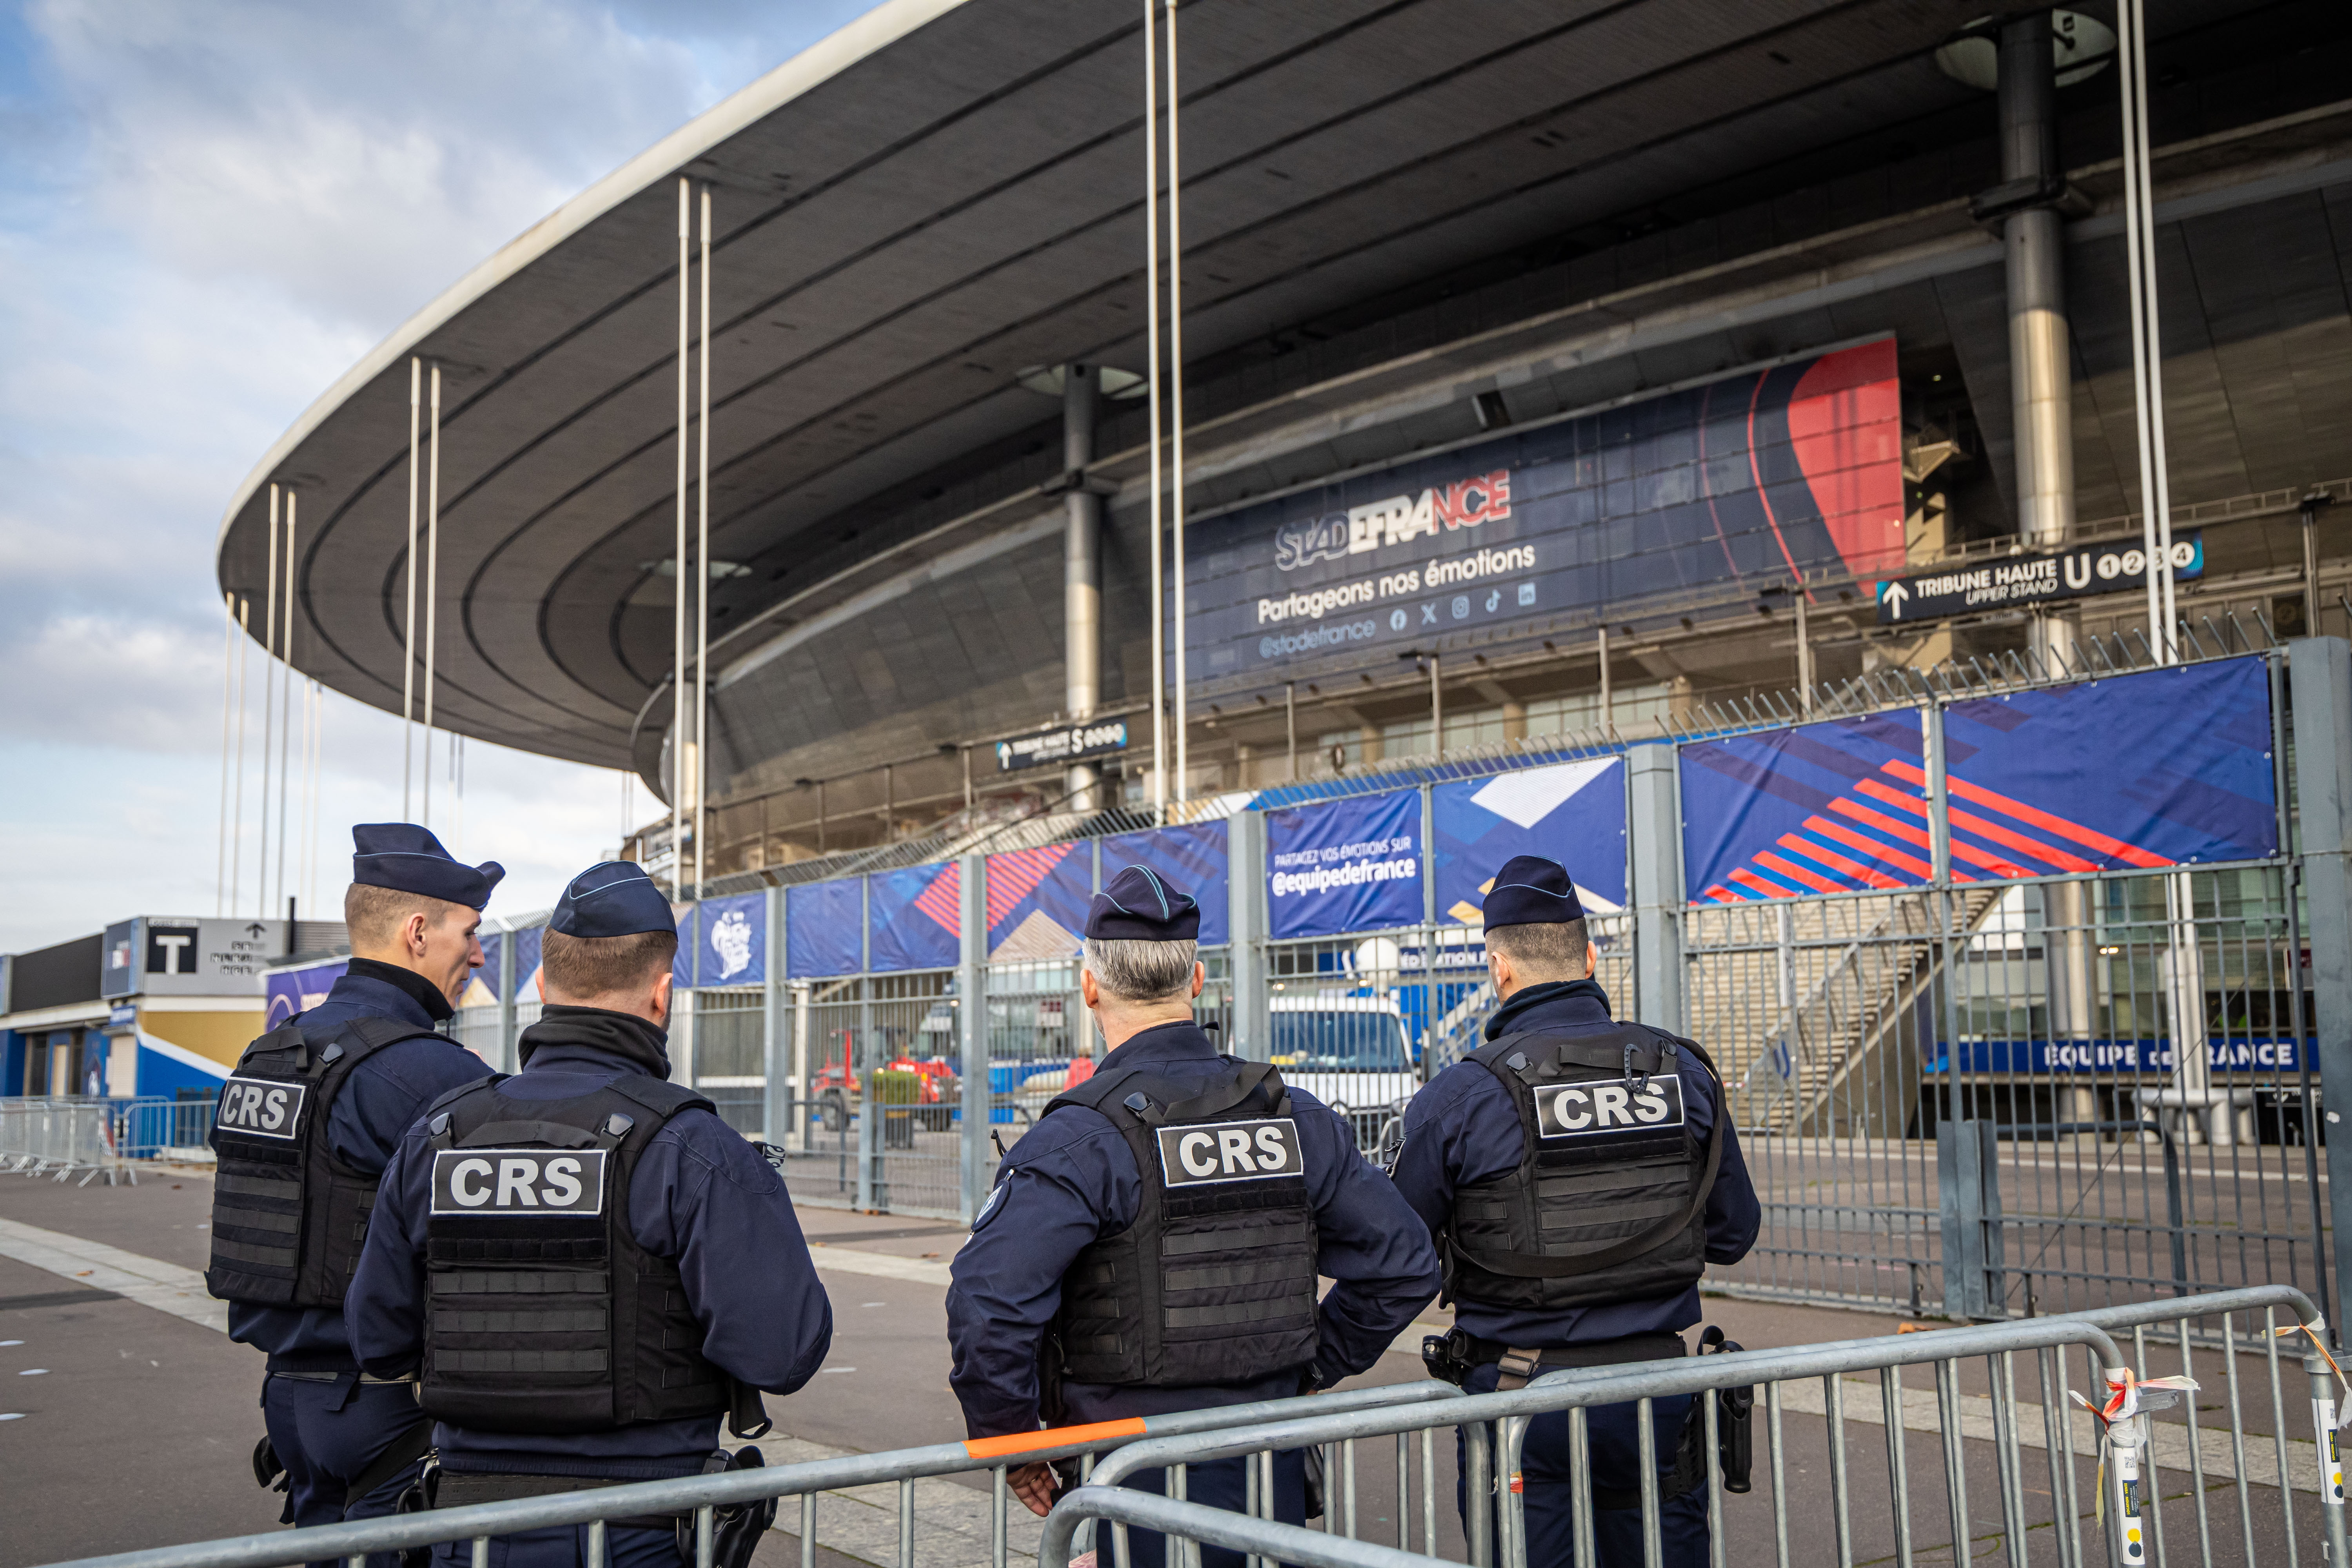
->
[857, 879, 877, 1211]
[1229, 809, 1270, 1062]
[763, 885, 786, 1146]
[1938, 1119, 1991, 1319]
[2290, 636, 2352, 1328]
[494, 917, 516, 1074]
[958, 853, 988, 1222]
[1627, 744, 1685, 1036]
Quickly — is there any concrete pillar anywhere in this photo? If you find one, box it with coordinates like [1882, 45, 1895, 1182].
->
[1063, 366, 1104, 810]
[2000, 13, 2081, 671]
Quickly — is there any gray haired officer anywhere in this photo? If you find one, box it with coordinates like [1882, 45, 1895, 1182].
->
[946, 864, 1440, 1568]
[1388, 855, 1762, 1568]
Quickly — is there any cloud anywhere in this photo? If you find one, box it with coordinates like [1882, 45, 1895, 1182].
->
[0, 0, 884, 951]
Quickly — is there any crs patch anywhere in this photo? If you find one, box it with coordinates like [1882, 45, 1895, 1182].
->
[1156, 1118, 1304, 1187]
[215, 1076, 308, 1140]
[1533, 1075, 1685, 1141]
[430, 1149, 607, 1216]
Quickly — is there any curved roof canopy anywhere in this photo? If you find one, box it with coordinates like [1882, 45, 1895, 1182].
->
[219, 0, 2006, 769]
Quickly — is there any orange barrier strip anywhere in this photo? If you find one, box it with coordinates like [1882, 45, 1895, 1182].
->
[965, 1419, 1150, 1461]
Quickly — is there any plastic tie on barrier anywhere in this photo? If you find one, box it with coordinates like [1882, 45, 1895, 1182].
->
[2275, 1315, 2352, 1426]
[2071, 1365, 2197, 1561]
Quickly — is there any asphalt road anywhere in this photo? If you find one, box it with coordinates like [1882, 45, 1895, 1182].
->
[0, 1168, 2333, 1568]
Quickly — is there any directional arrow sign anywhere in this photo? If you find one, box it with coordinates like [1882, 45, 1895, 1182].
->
[1874, 533, 2203, 626]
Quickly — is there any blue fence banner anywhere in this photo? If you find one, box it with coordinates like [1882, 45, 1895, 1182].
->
[459, 932, 502, 1009]
[670, 902, 695, 991]
[1433, 757, 1626, 924]
[1267, 789, 1424, 940]
[510, 927, 542, 1002]
[787, 880, 865, 978]
[987, 842, 1093, 960]
[1938, 656, 2277, 872]
[1101, 821, 1230, 946]
[265, 958, 348, 1029]
[870, 862, 963, 973]
[1680, 658, 2279, 905]
[695, 893, 767, 987]
[1933, 1038, 2305, 1074]
[1680, 713, 1932, 903]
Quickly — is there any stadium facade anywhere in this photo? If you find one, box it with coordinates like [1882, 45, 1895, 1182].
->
[213, 0, 2352, 882]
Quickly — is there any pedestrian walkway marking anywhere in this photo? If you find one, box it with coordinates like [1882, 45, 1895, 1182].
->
[806, 1243, 955, 1287]
[0, 1216, 223, 1333]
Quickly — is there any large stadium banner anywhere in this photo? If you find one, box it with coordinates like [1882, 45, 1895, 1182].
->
[1101, 822, 1231, 946]
[787, 880, 864, 978]
[1681, 656, 2278, 904]
[693, 893, 766, 987]
[1181, 338, 1902, 690]
[869, 863, 962, 972]
[1267, 790, 1424, 940]
[987, 842, 1093, 961]
[1433, 757, 1628, 925]
[265, 957, 348, 1029]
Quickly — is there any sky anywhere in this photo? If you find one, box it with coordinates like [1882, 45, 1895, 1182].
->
[0, 0, 886, 953]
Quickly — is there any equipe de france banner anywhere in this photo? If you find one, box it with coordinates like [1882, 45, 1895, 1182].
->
[1266, 789, 1424, 940]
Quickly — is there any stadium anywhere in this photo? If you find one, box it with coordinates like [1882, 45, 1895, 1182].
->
[211, 0, 2352, 883]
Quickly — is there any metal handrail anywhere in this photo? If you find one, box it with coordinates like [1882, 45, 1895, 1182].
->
[1043, 1487, 1444, 1568]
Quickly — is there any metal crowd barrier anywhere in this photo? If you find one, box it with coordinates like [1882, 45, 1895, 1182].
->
[0, 1097, 118, 1184]
[24, 1381, 1462, 1568]
[1065, 1291, 2352, 1568]
[25, 1289, 2352, 1568]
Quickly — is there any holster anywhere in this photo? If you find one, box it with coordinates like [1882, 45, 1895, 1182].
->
[1697, 1325, 1755, 1494]
[1420, 1327, 1476, 1388]
[674, 1447, 778, 1568]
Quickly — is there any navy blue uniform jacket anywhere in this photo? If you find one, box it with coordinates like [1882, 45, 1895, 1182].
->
[946, 1019, 1441, 1439]
[1387, 979, 1762, 1347]
[227, 963, 494, 1372]
[347, 1013, 833, 1480]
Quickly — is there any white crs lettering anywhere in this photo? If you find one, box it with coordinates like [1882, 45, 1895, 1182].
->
[430, 1149, 604, 1215]
[1534, 1076, 1686, 1140]
[1157, 1118, 1305, 1186]
[218, 1076, 305, 1139]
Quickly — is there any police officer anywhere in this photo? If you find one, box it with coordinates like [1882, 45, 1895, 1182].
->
[348, 860, 831, 1568]
[946, 866, 1441, 1568]
[207, 824, 506, 1559]
[1388, 856, 1761, 1568]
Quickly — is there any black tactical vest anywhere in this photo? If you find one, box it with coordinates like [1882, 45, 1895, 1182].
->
[1044, 1058, 1321, 1389]
[206, 1018, 456, 1308]
[1445, 1026, 1725, 1312]
[416, 1072, 731, 1435]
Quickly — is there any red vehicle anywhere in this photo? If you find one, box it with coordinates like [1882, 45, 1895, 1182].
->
[809, 1053, 958, 1132]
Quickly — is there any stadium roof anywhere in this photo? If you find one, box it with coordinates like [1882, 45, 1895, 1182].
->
[215, 0, 2216, 771]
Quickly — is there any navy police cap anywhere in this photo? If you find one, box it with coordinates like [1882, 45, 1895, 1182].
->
[550, 861, 677, 940]
[1481, 854, 1586, 927]
[1085, 864, 1201, 942]
[351, 823, 505, 909]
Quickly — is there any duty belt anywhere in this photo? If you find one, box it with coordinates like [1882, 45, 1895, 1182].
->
[430, 1468, 698, 1531]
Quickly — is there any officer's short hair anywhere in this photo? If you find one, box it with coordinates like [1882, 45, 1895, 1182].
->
[1484, 918, 1590, 979]
[1084, 937, 1199, 1003]
[344, 883, 471, 950]
[541, 928, 678, 1000]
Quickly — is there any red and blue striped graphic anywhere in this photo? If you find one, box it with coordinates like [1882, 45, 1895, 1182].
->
[1681, 657, 2276, 904]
